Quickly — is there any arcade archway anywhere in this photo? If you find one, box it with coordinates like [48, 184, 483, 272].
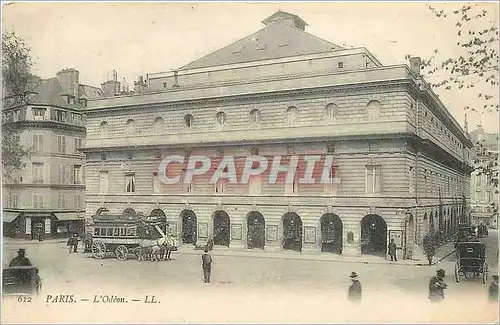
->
[282, 212, 302, 252]
[150, 209, 167, 235]
[180, 210, 197, 244]
[123, 208, 137, 219]
[320, 213, 343, 254]
[213, 210, 230, 247]
[247, 211, 265, 249]
[360, 214, 387, 256]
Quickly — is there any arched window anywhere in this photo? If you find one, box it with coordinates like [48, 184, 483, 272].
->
[184, 114, 193, 128]
[153, 117, 164, 133]
[367, 100, 381, 119]
[216, 112, 226, 126]
[286, 106, 297, 125]
[250, 109, 262, 125]
[125, 119, 135, 134]
[100, 121, 108, 137]
[325, 103, 338, 119]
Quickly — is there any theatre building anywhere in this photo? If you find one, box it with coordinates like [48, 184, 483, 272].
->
[83, 11, 473, 257]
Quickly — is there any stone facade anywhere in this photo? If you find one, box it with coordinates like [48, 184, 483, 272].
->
[82, 11, 473, 257]
[2, 69, 103, 239]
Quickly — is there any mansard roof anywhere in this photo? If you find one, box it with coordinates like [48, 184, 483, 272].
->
[180, 11, 344, 70]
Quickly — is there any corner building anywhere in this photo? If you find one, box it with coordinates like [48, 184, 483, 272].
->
[83, 11, 473, 257]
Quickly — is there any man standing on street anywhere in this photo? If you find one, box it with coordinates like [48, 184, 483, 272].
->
[428, 269, 447, 303]
[488, 275, 498, 302]
[201, 248, 212, 283]
[423, 234, 436, 266]
[347, 272, 362, 302]
[388, 238, 397, 261]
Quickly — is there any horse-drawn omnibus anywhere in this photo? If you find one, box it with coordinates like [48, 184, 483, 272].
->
[86, 211, 177, 261]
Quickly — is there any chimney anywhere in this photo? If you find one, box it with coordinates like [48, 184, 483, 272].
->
[409, 57, 422, 75]
[173, 70, 180, 88]
[133, 76, 148, 94]
[56, 68, 80, 98]
[101, 70, 121, 97]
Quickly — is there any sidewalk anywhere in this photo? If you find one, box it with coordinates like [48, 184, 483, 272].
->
[3, 238, 67, 245]
[176, 246, 431, 267]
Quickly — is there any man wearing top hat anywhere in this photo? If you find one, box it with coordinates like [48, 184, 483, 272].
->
[9, 248, 32, 267]
[348, 271, 362, 302]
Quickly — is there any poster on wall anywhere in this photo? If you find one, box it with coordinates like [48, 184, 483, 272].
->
[45, 218, 51, 234]
[167, 223, 177, 237]
[231, 224, 242, 240]
[304, 226, 316, 244]
[198, 222, 208, 239]
[26, 217, 31, 235]
[389, 230, 404, 249]
[266, 225, 278, 241]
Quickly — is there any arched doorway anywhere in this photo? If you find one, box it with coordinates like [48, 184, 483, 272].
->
[150, 209, 167, 235]
[213, 211, 230, 247]
[123, 208, 137, 220]
[320, 213, 343, 254]
[180, 210, 197, 244]
[360, 214, 387, 256]
[247, 211, 265, 249]
[282, 212, 302, 252]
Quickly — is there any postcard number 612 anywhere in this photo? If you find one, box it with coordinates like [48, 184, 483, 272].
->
[17, 295, 32, 303]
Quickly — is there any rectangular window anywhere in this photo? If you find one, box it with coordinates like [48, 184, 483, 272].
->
[125, 173, 136, 193]
[409, 166, 414, 194]
[57, 136, 67, 153]
[325, 165, 339, 195]
[33, 108, 46, 120]
[182, 169, 193, 193]
[365, 165, 381, 193]
[126, 228, 135, 237]
[73, 165, 82, 184]
[215, 178, 226, 194]
[106, 228, 113, 236]
[152, 173, 161, 193]
[55, 110, 67, 122]
[33, 134, 44, 152]
[285, 167, 298, 195]
[249, 175, 262, 195]
[94, 228, 100, 236]
[74, 195, 81, 209]
[32, 163, 44, 184]
[33, 194, 44, 208]
[99, 171, 109, 194]
[58, 193, 66, 209]
[475, 175, 482, 190]
[113, 228, 119, 236]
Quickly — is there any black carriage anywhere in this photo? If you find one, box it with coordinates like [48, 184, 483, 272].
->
[87, 213, 170, 261]
[2, 266, 40, 296]
[454, 241, 488, 284]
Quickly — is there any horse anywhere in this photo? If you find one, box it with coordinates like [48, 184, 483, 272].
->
[160, 236, 178, 261]
[137, 236, 170, 262]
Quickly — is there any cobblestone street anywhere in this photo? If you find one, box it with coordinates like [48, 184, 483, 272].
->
[2, 231, 498, 323]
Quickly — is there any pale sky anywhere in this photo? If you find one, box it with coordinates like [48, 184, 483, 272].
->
[2, 2, 499, 133]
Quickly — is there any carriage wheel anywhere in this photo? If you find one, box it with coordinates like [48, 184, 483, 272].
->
[115, 245, 129, 261]
[454, 262, 460, 283]
[92, 241, 106, 259]
[482, 262, 488, 284]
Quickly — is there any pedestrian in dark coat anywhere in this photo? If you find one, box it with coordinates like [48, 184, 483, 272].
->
[347, 272, 362, 302]
[388, 239, 398, 261]
[9, 249, 32, 267]
[201, 248, 212, 283]
[488, 275, 498, 302]
[423, 235, 436, 266]
[428, 269, 447, 303]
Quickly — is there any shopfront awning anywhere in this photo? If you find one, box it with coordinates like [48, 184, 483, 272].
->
[54, 213, 84, 221]
[2, 212, 20, 223]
